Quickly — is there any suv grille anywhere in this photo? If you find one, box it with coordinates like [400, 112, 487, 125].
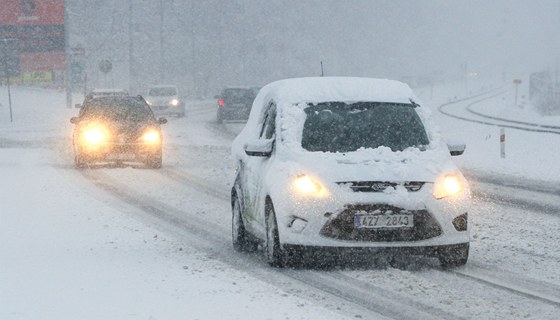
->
[336, 181, 424, 192]
[320, 204, 442, 242]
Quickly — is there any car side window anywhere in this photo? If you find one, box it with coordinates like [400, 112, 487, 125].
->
[259, 103, 276, 139]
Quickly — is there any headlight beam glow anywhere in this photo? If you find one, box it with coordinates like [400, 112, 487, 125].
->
[433, 174, 463, 199]
[80, 125, 109, 146]
[293, 175, 328, 197]
[142, 130, 161, 144]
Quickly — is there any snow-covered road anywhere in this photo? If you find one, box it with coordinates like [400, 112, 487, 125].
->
[1, 85, 559, 319]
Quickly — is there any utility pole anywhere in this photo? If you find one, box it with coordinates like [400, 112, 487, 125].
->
[159, 0, 165, 83]
[65, 3, 72, 108]
[128, 0, 135, 94]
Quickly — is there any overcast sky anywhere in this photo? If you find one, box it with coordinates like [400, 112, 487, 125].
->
[70, 0, 560, 95]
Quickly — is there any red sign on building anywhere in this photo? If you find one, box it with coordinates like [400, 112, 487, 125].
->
[0, 0, 65, 77]
[0, 0, 64, 25]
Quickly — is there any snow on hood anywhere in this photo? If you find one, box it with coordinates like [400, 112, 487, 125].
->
[276, 146, 456, 184]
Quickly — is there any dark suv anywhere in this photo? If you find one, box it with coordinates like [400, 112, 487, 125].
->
[216, 87, 259, 123]
[70, 96, 167, 168]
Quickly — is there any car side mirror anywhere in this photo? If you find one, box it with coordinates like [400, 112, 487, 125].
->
[158, 117, 168, 124]
[447, 140, 466, 156]
[245, 139, 274, 157]
[70, 117, 80, 124]
[75, 103, 82, 108]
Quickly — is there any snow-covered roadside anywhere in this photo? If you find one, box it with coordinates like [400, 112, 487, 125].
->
[0, 87, 354, 320]
[416, 81, 560, 185]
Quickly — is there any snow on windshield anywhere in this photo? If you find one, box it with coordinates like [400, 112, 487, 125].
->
[301, 102, 430, 153]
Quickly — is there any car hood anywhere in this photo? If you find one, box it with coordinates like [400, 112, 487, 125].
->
[146, 95, 178, 104]
[277, 146, 458, 184]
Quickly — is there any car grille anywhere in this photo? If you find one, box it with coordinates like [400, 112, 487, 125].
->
[320, 204, 442, 242]
[336, 181, 424, 192]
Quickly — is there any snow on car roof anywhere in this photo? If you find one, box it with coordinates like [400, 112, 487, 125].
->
[257, 77, 415, 106]
[247, 77, 435, 134]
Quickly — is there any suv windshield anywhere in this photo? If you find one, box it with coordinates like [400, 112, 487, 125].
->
[301, 102, 429, 152]
[223, 88, 256, 103]
[149, 87, 177, 96]
[81, 98, 155, 122]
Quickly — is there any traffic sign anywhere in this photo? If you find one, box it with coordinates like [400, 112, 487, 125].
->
[99, 59, 112, 74]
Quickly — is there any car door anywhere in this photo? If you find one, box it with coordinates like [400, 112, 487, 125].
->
[243, 102, 277, 238]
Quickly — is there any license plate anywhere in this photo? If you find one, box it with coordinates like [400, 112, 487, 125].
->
[107, 153, 134, 160]
[354, 214, 414, 229]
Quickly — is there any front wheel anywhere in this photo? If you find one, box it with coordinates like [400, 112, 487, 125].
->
[74, 153, 88, 168]
[265, 201, 287, 268]
[177, 107, 186, 118]
[438, 243, 469, 268]
[146, 150, 162, 169]
[232, 194, 257, 252]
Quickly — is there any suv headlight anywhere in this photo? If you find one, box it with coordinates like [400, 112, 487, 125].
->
[141, 129, 161, 144]
[293, 175, 328, 197]
[80, 125, 109, 146]
[433, 174, 464, 199]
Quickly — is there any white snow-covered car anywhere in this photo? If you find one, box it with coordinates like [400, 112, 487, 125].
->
[231, 77, 471, 268]
[145, 85, 185, 117]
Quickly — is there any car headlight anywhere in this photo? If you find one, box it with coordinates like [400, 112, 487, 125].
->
[433, 174, 464, 199]
[80, 125, 109, 146]
[170, 99, 179, 106]
[141, 129, 161, 144]
[293, 175, 328, 197]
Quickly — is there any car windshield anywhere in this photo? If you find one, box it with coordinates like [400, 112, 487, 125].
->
[223, 88, 255, 102]
[81, 98, 155, 122]
[301, 102, 430, 153]
[149, 87, 177, 96]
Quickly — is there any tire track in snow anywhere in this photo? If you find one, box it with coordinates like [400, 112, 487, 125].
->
[451, 266, 560, 308]
[159, 167, 560, 312]
[74, 168, 466, 320]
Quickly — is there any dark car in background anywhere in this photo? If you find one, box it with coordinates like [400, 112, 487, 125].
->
[216, 86, 259, 123]
[70, 96, 167, 168]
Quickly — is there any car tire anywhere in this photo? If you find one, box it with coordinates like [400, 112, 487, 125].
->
[74, 153, 88, 168]
[177, 107, 186, 118]
[146, 150, 162, 169]
[232, 193, 257, 252]
[438, 243, 469, 269]
[265, 200, 287, 268]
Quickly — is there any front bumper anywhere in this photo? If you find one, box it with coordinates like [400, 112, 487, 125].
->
[273, 186, 471, 248]
[282, 242, 469, 261]
[76, 143, 161, 162]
